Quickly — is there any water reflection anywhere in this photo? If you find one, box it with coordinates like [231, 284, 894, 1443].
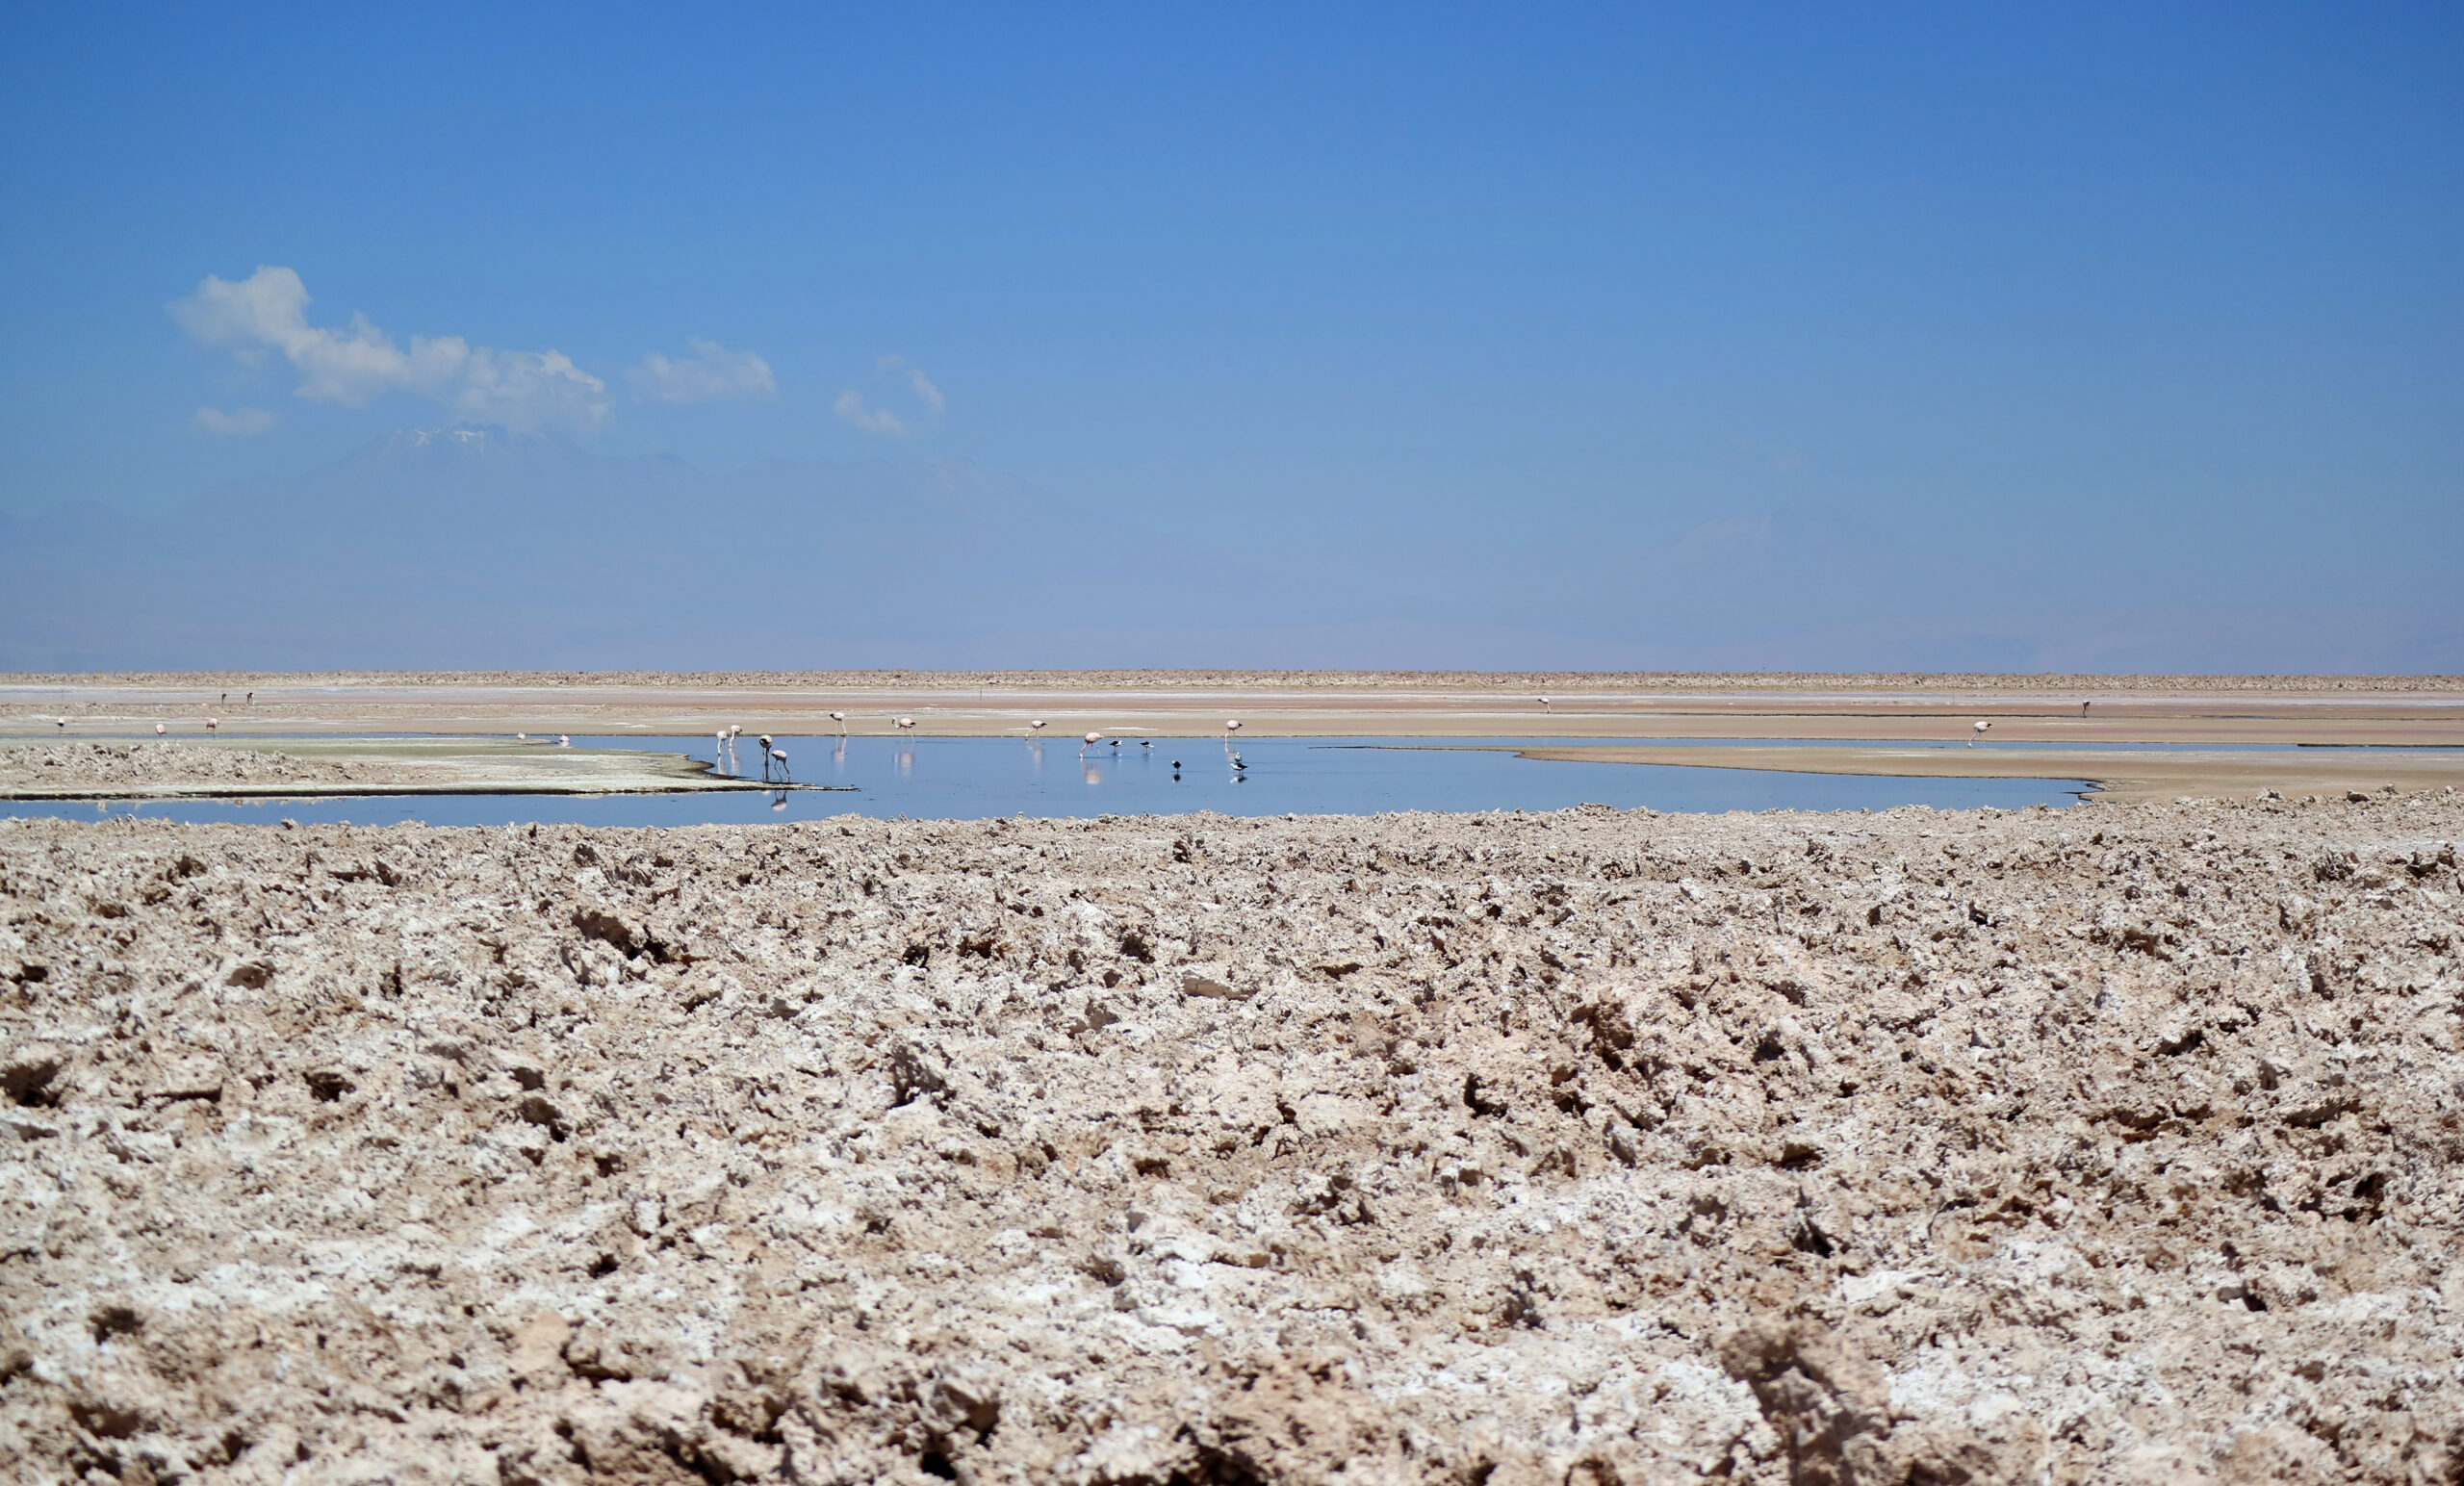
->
[5, 734, 2110, 828]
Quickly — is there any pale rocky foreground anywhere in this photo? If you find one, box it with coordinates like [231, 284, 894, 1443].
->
[2, 795, 2460, 1485]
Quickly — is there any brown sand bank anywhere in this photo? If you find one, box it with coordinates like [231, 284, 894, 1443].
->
[0, 739, 808, 801]
[1488, 744, 2464, 805]
[5, 673, 2461, 752]
[4, 793, 2461, 1482]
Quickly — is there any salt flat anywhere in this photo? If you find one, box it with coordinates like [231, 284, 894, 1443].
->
[6, 671, 2456, 803]
[4, 789, 2458, 1483]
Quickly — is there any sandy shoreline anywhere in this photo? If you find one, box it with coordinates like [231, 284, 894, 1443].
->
[0, 738, 836, 802]
[4, 792, 2459, 1482]
[1479, 743, 2464, 805]
[6, 673, 2460, 745]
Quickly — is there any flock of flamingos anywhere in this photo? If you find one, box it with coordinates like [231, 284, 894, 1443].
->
[51, 693, 2015, 793]
[700, 714, 1256, 784]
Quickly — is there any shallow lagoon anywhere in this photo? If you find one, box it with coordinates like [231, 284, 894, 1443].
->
[2, 734, 2095, 825]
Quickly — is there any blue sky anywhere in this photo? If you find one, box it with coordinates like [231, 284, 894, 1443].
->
[2, 4, 2457, 669]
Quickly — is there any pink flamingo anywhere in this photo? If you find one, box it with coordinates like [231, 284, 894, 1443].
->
[1081, 730, 1103, 757]
[1969, 721, 1992, 747]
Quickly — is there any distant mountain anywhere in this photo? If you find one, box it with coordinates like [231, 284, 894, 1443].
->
[0, 428, 1326, 671]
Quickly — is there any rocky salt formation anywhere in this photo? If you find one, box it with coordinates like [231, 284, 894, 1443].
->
[1, 795, 2459, 1484]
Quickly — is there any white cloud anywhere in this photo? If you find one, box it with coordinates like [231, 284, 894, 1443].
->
[834, 355, 942, 437]
[834, 389, 909, 437]
[169, 266, 610, 431]
[629, 339, 777, 403]
[880, 354, 943, 413]
[192, 405, 277, 436]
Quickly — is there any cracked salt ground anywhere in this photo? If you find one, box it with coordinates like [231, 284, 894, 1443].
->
[2, 791, 2461, 1483]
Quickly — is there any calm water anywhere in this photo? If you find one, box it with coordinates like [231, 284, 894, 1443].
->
[3, 734, 2098, 825]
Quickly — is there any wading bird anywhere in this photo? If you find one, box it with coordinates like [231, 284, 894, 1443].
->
[1081, 730, 1104, 756]
[771, 749, 790, 781]
[1538, 696, 1551, 712]
[831, 711, 847, 735]
[559, 735, 571, 747]
[758, 735, 775, 781]
[155, 723, 166, 735]
[1027, 719, 1047, 740]
[55, 717, 65, 729]
[1970, 721, 1992, 747]
[2081, 702, 2091, 717]
[206, 719, 218, 731]
[896, 717, 916, 733]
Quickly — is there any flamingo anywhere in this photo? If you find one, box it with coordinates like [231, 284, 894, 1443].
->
[1080, 730, 1103, 757]
[1027, 719, 1047, 741]
[831, 711, 847, 736]
[2081, 701, 2091, 718]
[207, 718, 218, 732]
[1969, 721, 1992, 747]
[758, 734, 775, 781]
[1538, 696, 1551, 713]
[771, 748, 790, 781]
[895, 716, 916, 733]
[155, 723, 166, 736]
[55, 717, 65, 729]
[559, 734, 571, 747]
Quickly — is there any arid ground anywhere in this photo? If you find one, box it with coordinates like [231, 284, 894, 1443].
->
[5, 671, 2461, 803]
[5, 785, 2460, 1483]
